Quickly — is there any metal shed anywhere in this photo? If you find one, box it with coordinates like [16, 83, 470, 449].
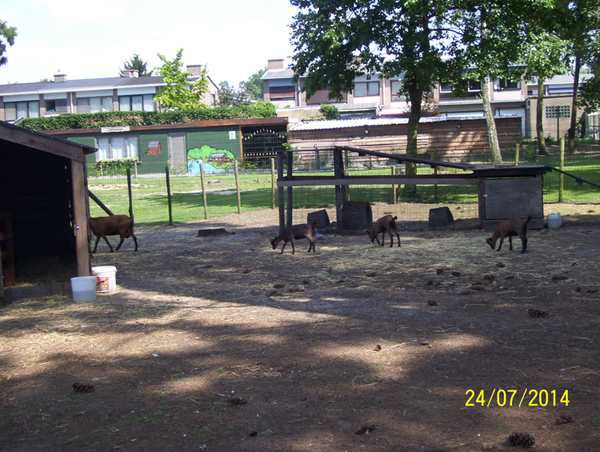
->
[0, 121, 96, 303]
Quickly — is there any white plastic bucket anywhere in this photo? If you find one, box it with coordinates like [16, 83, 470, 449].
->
[548, 213, 562, 229]
[92, 266, 117, 293]
[71, 276, 97, 302]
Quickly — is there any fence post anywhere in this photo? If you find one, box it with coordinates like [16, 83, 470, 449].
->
[559, 137, 565, 202]
[433, 149, 438, 202]
[200, 162, 208, 219]
[165, 166, 173, 225]
[234, 160, 242, 214]
[515, 143, 520, 166]
[271, 158, 276, 210]
[127, 169, 134, 219]
[391, 167, 396, 204]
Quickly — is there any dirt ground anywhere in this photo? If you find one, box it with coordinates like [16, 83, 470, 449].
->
[1, 206, 599, 452]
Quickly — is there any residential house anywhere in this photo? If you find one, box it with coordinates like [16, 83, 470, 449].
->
[262, 58, 595, 141]
[0, 65, 219, 122]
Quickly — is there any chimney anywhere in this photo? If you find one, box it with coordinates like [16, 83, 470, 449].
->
[268, 59, 285, 70]
[186, 64, 204, 76]
[54, 73, 67, 82]
[123, 69, 139, 78]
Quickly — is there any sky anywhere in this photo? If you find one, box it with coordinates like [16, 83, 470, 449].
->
[1, 0, 298, 86]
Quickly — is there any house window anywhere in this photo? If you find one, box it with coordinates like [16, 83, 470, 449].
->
[546, 105, 570, 119]
[119, 94, 155, 111]
[96, 136, 139, 160]
[77, 96, 113, 114]
[45, 98, 68, 114]
[4, 101, 40, 120]
[496, 78, 520, 90]
[465, 80, 481, 92]
[354, 81, 379, 97]
[269, 85, 295, 100]
[391, 80, 406, 101]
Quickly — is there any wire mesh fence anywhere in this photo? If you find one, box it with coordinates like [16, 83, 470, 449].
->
[87, 144, 600, 229]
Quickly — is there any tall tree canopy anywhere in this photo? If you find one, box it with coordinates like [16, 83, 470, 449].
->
[153, 49, 210, 110]
[552, 0, 600, 149]
[0, 20, 17, 67]
[290, 0, 457, 198]
[119, 54, 153, 77]
[217, 81, 249, 106]
[240, 67, 267, 101]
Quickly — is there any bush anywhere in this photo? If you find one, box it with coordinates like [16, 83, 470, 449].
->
[20, 103, 277, 131]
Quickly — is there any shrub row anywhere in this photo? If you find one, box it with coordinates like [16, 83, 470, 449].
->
[20, 102, 277, 131]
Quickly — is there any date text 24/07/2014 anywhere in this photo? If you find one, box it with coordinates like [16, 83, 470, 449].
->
[465, 389, 569, 407]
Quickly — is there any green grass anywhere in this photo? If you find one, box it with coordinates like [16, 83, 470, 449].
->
[88, 157, 600, 228]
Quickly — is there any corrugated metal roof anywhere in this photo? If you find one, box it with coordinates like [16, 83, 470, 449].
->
[289, 115, 496, 131]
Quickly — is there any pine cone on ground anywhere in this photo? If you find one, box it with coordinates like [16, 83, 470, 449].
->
[227, 396, 247, 405]
[527, 308, 549, 318]
[72, 382, 95, 393]
[556, 414, 574, 425]
[507, 432, 535, 448]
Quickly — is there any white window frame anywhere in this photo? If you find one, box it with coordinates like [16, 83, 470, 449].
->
[4, 101, 39, 120]
[77, 96, 113, 114]
[354, 81, 380, 97]
[96, 136, 140, 160]
[391, 80, 406, 101]
[119, 94, 155, 112]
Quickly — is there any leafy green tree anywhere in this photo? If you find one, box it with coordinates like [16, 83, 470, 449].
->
[217, 81, 249, 106]
[522, 32, 570, 155]
[553, 0, 600, 149]
[289, 0, 458, 198]
[240, 67, 266, 101]
[0, 20, 17, 67]
[445, 0, 545, 164]
[120, 54, 153, 77]
[153, 49, 210, 110]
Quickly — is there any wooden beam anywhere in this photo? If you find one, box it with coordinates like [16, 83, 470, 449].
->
[71, 160, 91, 276]
[278, 177, 480, 187]
[4, 127, 89, 162]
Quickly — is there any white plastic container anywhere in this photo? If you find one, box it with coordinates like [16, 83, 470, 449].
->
[71, 276, 97, 302]
[548, 213, 562, 229]
[92, 266, 117, 293]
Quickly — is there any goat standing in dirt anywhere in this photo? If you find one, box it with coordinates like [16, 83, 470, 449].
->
[486, 216, 531, 253]
[366, 215, 401, 247]
[88, 215, 138, 253]
[271, 222, 316, 254]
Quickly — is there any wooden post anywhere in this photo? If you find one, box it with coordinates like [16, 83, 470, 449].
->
[72, 160, 91, 276]
[271, 158, 276, 210]
[166, 166, 173, 225]
[277, 152, 285, 233]
[334, 148, 344, 231]
[200, 162, 208, 219]
[286, 151, 293, 228]
[559, 137, 565, 202]
[391, 167, 396, 204]
[515, 143, 520, 166]
[433, 149, 438, 203]
[234, 160, 242, 214]
[127, 168, 134, 219]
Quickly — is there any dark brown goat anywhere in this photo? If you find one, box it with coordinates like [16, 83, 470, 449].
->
[271, 222, 316, 254]
[88, 215, 138, 253]
[486, 216, 531, 253]
[365, 215, 401, 247]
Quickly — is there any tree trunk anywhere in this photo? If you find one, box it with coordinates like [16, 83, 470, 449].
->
[401, 75, 424, 199]
[568, 55, 580, 152]
[481, 75, 502, 164]
[536, 76, 547, 155]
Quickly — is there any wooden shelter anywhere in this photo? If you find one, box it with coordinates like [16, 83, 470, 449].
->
[276, 146, 547, 232]
[0, 121, 96, 303]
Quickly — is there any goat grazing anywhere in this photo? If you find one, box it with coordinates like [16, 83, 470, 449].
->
[271, 222, 316, 254]
[366, 215, 401, 247]
[88, 215, 138, 253]
[486, 216, 531, 253]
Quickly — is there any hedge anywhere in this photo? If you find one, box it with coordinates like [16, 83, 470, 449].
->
[20, 102, 277, 131]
